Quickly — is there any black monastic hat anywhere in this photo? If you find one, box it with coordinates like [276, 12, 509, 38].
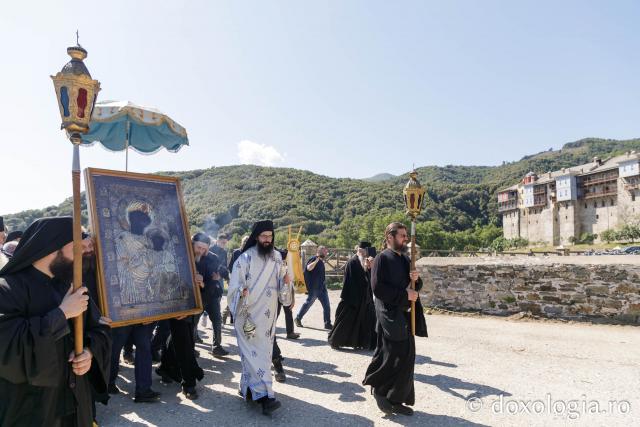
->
[241, 220, 274, 253]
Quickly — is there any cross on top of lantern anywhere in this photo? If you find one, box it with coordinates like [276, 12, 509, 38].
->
[51, 42, 101, 144]
[403, 169, 426, 219]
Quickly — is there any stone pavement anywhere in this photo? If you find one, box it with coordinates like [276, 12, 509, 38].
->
[98, 290, 639, 426]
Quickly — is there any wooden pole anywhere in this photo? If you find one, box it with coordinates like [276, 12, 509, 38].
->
[72, 144, 84, 355]
[410, 219, 416, 336]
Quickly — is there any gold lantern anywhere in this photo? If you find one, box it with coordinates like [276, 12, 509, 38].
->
[403, 170, 426, 219]
[51, 45, 101, 143]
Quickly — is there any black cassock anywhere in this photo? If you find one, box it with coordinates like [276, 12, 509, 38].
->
[362, 248, 427, 406]
[328, 256, 376, 350]
[0, 266, 111, 427]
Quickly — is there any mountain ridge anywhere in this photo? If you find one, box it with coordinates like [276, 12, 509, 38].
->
[3, 137, 639, 248]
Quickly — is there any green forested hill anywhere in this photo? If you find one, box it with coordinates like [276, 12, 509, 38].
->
[4, 137, 640, 249]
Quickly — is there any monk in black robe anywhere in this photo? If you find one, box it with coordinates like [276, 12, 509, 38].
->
[0, 217, 112, 427]
[363, 222, 427, 417]
[328, 242, 376, 350]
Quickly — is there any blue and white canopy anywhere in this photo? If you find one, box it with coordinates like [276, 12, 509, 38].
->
[81, 100, 189, 154]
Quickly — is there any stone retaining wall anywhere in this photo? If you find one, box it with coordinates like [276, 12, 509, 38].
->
[417, 255, 640, 323]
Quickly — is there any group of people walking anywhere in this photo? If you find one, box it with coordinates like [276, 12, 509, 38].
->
[0, 216, 427, 425]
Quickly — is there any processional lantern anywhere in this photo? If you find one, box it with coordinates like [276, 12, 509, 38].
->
[51, 39, 101, 355]
[51, 44, 101, 143]
[403, 170, 425, 219]
[402, 169, 425, 336]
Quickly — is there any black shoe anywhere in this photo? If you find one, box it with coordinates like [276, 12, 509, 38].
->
[261, 398, 281, 415]
[324, 323, 333, 330]
[391, 403, 414, 416]
[107, 384, 121, 395]
[273, 359, 286, 383]
[123, 351, 135, 365]
[374, 393, 393, 415]
[286, 332, 300, 339]
[294, 318, 302, 328]
[134, 389, 161, 403]
[274, 371, 286, 383]
[211, 345, 229, 358]
[182, 386, 199, 400]
[155, 367, 175, 384]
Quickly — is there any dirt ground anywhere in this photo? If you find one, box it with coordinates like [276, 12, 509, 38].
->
[97, 290, 639, 426]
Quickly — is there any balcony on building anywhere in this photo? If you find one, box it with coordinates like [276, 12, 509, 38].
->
[583, 187, 618, 200]
[579, 171, 619, 187]
[497, 189, 518, 212]
[498, 201, 518, 212]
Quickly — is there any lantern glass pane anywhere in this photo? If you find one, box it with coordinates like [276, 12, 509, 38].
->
[77, 88, 88, 118]
[60, 86, 70, 117]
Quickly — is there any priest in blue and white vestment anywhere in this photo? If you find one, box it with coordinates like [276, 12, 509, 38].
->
[228, 220, 290, 416]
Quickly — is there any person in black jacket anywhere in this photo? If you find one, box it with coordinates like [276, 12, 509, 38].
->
[191, 233, 227, 357]
[362, 222, 428, 417]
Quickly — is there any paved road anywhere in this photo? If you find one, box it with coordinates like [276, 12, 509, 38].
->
[98, 290, 639, 426]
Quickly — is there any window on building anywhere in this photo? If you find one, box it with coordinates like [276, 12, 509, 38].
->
[633, 193, 636, 202]
[596, 214, 599, 219]
[565, 216, 568, 220]
[584, 203, 588, 209]
[610, 199, 614, 206]
[601, 200, 605, 207]
[594, 202, 597, 208]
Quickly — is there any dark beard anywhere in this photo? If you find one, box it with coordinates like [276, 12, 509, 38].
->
[50, 250, 74, 284]
[392, 241, 408, 253]
[257, 242, 274, 256]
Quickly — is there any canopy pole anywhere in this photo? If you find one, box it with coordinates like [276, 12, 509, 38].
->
[125, 120, 130, 172]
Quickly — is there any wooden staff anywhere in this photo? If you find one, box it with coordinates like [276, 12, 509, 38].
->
[72, 144, 84, 355]
[410, 219, 417, 336]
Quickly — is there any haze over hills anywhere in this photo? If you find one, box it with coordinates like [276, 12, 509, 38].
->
[3, 137, 639, 248]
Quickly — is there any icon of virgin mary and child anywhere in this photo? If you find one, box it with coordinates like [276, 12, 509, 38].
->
[115, 200, 186, 306]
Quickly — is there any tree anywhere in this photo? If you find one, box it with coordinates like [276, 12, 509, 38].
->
[600, 229, 617, 243]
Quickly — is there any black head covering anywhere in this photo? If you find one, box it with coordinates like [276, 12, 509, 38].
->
[192, 232, 211, 246]
[241, 220, 274, 253]
[358, 241, 371, 249]
[6, 230, 23, 242]
[0, 217, 73, 276]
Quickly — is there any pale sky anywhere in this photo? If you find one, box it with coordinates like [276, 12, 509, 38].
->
[1, 0, 638, 213]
